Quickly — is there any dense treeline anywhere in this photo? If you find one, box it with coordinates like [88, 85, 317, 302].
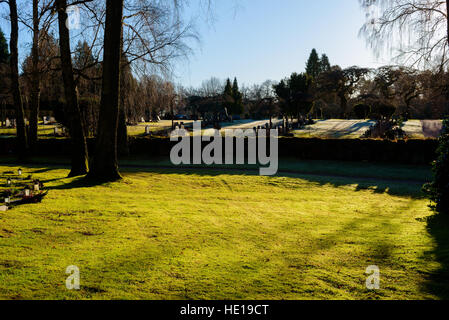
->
[181, 49, 449, 124]
[2, 37, 449, 143]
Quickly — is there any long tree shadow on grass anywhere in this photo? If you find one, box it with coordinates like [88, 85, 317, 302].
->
[120, 166, 426, 199]
[3, 161, 428, 198]
[45, 176, 113, 190]
[424, 213, 449, 299]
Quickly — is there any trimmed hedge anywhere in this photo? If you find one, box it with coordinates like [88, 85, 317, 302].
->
[0, 136, 438, 165]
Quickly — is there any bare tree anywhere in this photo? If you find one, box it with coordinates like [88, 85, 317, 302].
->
[200, 77, 223, 97]
[17, 0, 55, 146]
[360, 0, 449, 69]
[56, 0, 89, 176]
[88, 0, 124, 181]
[1, 0, 28, 155]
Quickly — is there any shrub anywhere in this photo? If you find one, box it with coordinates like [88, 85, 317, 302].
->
[379, 103, 396, 119]
[362, 119, 407, 140]
[369, 102, 396, 120]
[353, 103, 370, 119]
[423, 119, 449, 215]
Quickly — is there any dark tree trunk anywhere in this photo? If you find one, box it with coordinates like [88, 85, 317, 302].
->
[8, 0, 28, 156]
[117, 38, 129, 157]
[339, 92, 348, 118]
[29, 0, 40, 148]
[56, 0, 89, 176]
[88, 0, 124, 181]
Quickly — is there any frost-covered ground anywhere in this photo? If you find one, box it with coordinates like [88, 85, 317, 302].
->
[294, 119, 443, 139]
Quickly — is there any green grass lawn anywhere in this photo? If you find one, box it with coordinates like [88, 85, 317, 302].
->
[0, 160, 448, 300]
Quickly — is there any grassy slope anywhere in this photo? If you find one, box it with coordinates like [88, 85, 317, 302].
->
[0, 161, 446, 300]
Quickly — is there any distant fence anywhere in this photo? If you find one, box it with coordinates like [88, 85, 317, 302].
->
[0, 137, 439, 165]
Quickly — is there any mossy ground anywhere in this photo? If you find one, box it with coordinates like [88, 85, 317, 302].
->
[0, 159, 447, 300]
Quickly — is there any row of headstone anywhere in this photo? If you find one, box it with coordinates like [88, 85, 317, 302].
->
[0, 118, 15, 128]
[53, 127, 67, 136]
[173, 122, 185, 130]
[251, 123, 287, 135]
[43, 116, 56, 125]
[139, 116, 162, 123]
[1, 117, 58, 128]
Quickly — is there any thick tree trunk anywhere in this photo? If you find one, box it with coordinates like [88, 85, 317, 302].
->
[117, 38, 129, 156]
[9, 0, 28, 156]
[29, 0, 40, 148]
[88, 0, 124, 181]
[56, 0, 89, 176]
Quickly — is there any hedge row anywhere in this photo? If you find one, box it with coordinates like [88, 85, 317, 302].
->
[0, 137, 438, 165]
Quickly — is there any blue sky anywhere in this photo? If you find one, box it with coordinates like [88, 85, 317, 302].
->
[176, 0, 393, 87]
[0, 0, 393, 88]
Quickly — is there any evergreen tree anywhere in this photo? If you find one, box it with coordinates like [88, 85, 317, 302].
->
[423, 119, 449, 215]
[223, 78, 232, 98]
[231, 77, 243, 115]
[319, 54, 331, 73]
[305, 49, 320, 78]
[289, 72, 314, 117]
[0, 28, 9, 64]
[223, 78, 233, 115]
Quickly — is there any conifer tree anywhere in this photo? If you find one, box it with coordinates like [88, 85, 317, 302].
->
[231, 77, 243, 116]
[224, 78, 232, 99]
[0, 28, 9, 64]
[223, 78, 233, 116]
[306, 49, 320, 78]
[319, 54, 331, 73]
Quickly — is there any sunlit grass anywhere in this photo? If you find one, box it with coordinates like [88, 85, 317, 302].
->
[0, 160, 444, 300]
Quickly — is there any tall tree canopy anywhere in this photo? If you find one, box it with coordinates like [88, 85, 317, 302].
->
[231, 77, 243, 116]
[306, 49, 321, 78]
[306, 49, 332, 78]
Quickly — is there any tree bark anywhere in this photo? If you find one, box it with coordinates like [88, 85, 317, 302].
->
[88, 0, 123, 181]
[117, 37, 129, 156]
[8, 0, 28, 156]
[56, 0, 89, 176]
[29, 0, 40, 148]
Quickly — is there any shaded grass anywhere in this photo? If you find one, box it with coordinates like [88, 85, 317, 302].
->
[0, 162, 443, 300]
